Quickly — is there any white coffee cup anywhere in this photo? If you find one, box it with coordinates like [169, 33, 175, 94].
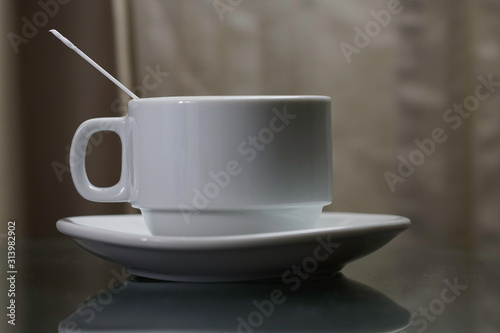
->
[70, 96, 332, 236]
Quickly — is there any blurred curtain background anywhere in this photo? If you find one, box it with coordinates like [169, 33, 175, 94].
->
[1, 0, 499, 249]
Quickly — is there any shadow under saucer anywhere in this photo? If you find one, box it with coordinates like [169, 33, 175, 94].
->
[59, 273, 410, 333]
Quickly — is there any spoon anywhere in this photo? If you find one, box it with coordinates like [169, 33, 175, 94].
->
[50, 29, 139, 100]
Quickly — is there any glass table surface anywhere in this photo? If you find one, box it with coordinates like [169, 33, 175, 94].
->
[1, 230, 499, 333]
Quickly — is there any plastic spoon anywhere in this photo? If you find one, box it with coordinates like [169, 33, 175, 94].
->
[50, 29, 139, 100]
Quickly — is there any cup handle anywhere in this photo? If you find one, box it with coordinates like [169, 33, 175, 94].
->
[70, 117, 129, 202]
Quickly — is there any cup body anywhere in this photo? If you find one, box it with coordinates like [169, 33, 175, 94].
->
[71, 96, 332, 236]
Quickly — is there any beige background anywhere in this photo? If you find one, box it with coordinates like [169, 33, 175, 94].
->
[0, 0, 499, 250]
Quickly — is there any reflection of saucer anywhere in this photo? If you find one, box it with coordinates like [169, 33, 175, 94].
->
[58, 274, 410, 333]
[57, 212, 409, 282]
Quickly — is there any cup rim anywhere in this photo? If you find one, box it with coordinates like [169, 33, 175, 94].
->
[128, 95, 331, 105]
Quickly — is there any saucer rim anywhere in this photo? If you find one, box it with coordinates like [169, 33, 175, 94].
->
[56, 212, 410, 251]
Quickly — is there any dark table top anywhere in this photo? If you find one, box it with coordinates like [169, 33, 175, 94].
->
[1, 230, 499, 333]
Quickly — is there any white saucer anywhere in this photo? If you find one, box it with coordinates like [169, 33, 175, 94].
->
[56, 212, 410, 282]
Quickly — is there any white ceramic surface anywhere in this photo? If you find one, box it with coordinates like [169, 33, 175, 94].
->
[56, 212, 410, 282]
[70, 96, 333, 236]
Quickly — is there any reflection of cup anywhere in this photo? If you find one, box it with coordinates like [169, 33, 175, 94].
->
[58, 274, 409, 333]
[70, 96, 332, 236]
